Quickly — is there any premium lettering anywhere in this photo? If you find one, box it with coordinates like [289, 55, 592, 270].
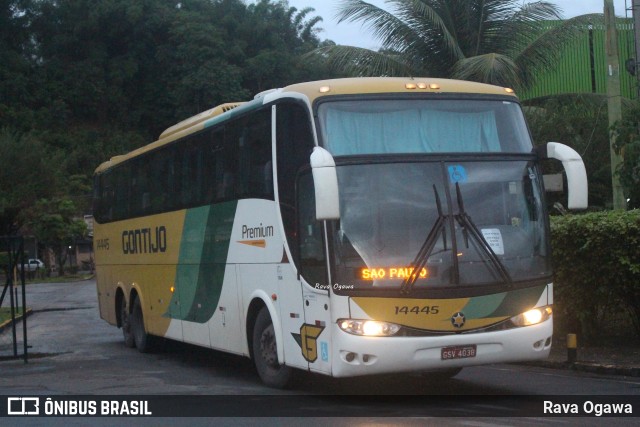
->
[122, 226, 167, 254]
[242, 223, 274, 239]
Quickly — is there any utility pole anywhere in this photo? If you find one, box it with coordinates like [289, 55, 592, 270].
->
[634, 0, 640, 97]
[605, 0, 627, 210]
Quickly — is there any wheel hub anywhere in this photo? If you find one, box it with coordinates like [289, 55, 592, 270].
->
[260, 326, 278, 368]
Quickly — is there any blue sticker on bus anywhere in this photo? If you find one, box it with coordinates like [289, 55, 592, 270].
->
[448, 165, 468, 184]
[320, 341, 329, 362]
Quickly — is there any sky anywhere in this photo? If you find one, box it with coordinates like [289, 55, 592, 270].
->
[284, 0, 631, 49]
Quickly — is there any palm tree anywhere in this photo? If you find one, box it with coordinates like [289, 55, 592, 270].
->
[315, 0, 599, 91]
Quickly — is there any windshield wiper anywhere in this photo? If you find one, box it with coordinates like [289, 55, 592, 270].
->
[400, 185, 447, 295]
[454, 183, 512, 285]
[400, 183, 512, 295]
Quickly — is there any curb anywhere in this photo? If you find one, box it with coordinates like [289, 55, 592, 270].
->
[520, 360, 640, 377]
[0, 308, 33, 334]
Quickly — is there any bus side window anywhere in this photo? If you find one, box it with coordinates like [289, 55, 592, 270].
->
[223, 120, 241, 199]
[203, 128, 224, 204]
[249, 109, 274, 199]
[297, 172, 326, 285]
[237, 109, 273, 199]
[114, 165, 130, 220]
[276, 101, 323, 284]
[178, 141, 203, 207]
[96, 172, 115, 222]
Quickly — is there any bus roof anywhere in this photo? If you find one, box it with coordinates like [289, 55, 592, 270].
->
[94, 77, 517, 174]
[280, 77, 517, 105]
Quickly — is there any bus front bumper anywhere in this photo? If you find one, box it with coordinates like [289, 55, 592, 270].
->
[330, 318, 553, 378]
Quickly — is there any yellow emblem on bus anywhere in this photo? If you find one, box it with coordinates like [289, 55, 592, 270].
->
[292, 324, 325, 362]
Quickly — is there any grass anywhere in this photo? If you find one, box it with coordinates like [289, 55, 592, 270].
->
[0, 307, 26, 324]
[0, 272, 94, 285]
[25, 273, 94, 284]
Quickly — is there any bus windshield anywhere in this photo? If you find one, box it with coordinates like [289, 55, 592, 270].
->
[315, 98, 549, 292]
[329, 160, 550, 291]
[317, 98, 532, 154]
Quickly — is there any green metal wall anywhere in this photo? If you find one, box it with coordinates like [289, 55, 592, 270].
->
[520, 19, 637, 100]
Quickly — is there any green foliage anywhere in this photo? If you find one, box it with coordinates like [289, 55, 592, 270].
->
[610, 100, 640, 209]
[551, 210, 640, 341]
[0, 0, 335, 252]
[524, 94, 614, 209]
[25, 198, 87, 275]
[0, 251, 7, 274]
[0, 128, 62, 234]
[312, 0, 598, 91]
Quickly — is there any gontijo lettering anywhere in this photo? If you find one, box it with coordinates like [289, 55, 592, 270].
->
[122, 226, 167, 254]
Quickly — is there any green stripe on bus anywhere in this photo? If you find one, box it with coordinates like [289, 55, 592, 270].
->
[486, 284, 547, 318]
[165, 201, 238, 323]
[456, 284, 546, 320]
[459, 292, 507, 319]
[203, 98, 263, 130]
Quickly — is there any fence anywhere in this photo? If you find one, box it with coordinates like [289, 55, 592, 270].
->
[0, 236, 28, 362]
[520, 19, 637, 100]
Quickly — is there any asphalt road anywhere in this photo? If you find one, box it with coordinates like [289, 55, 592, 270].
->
[1, 279, 639, 426]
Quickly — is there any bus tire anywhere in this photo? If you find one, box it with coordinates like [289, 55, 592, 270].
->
[252, 307, 292, 389]
[420, 367, 463, 381]
[131, 295, 155, 353]
[120, 296, 135, 348]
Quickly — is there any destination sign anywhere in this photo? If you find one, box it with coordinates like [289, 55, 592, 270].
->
[359, 267, 428, 280]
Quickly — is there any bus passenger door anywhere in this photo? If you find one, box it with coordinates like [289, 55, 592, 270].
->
[300, 279, 332, 375]
[297, 174, 332, 375]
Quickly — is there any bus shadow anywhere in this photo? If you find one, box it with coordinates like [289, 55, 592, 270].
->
[136, 338, 515, 396]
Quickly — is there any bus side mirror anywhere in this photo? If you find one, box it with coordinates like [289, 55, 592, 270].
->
[310, 147, 340, 220]
[538, 142, 588, 210]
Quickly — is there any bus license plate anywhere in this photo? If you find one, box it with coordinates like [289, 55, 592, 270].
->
[441, 345, 477, 360]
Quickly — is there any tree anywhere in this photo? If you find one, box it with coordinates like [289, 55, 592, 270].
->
[524, 94, 618, 209]
[611, 100, 640, 209]
[25, 198, 87, 276]
[0, 0, 338, 245]
[239, 0, 335, 93]
[314, 0, 598, 91]
[0, 128, 62, 235]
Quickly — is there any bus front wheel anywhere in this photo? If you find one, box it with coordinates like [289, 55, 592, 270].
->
[252, 307, 292, 388]
[120, 296, 135, 348]
[130, 295, 155, 353]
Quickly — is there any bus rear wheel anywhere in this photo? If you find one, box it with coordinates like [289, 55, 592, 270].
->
[120, 296, 135, 348]
[252, 307, 292, 388]
[130, 295, 155, 353]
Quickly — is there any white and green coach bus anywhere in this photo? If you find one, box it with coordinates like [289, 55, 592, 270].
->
[93, 77, 587, 388]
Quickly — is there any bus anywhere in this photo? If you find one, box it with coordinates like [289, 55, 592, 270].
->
[93, 77, 588, 388]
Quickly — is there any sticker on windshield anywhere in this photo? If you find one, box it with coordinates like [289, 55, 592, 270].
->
[481, 228, 504, 255]
[448, 165, 468, 184]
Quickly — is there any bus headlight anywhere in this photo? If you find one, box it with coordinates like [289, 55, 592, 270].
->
[338, 319, 401, 336]
[510, 306, 552, 327]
